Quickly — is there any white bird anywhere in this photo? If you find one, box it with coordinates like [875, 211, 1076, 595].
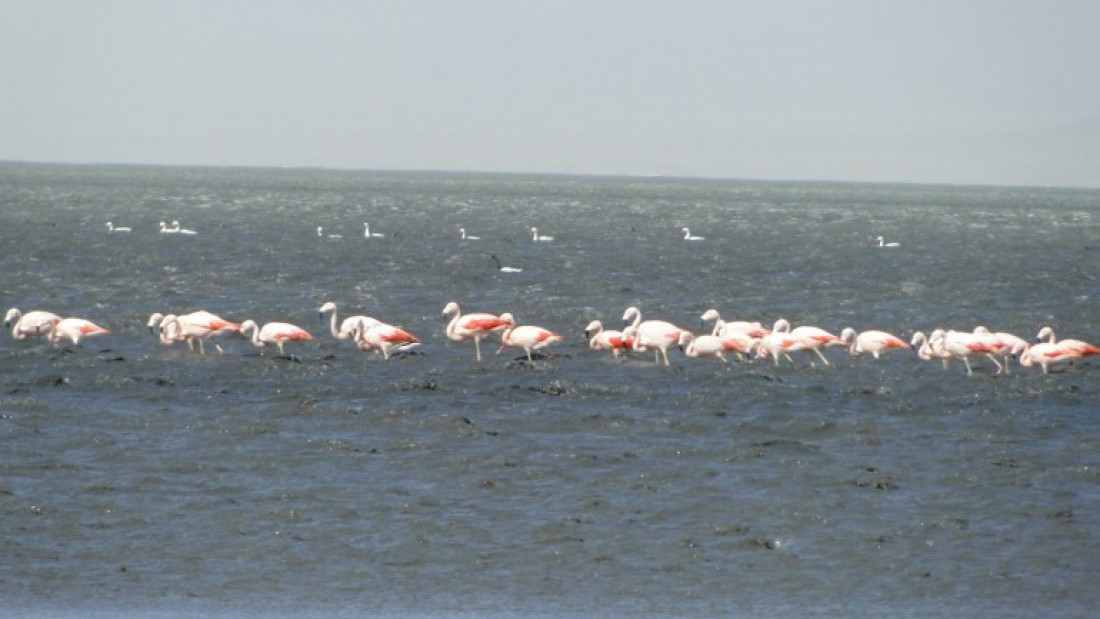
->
[874, 235, 899, 247]
[363, 222, 385, 238]
[622, 306, 689, 366]
[5, 308, 62, 341]
[496, 314, 564, 362]
[170, 220, 197, 235]
[158, 221, 177, 234]
[317, 226, 342, 239]
[459, 228, 480, 240]
[240, 320, 313, 356]
[317, 302, 379, 340]
[530, 227, 554, 242]
[681, 227, 704, 241]
[490, 254, 523, 273]
[106, 222, 131, 233]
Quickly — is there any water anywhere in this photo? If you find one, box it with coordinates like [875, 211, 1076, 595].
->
[1, 162, 1098, 617]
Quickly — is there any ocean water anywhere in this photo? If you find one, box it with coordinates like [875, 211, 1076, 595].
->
[1, 162, 1098, 617]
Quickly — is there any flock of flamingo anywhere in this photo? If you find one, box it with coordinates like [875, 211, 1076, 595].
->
[4, 301, 1097, 375]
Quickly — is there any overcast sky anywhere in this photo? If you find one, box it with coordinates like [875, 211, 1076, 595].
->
[2, 1, 1097, 187]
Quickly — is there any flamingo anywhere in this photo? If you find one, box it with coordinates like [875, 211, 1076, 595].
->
[154, 311, 241, 355]
[840, 328, 911, 359]
[973, 326, 1029, 374]
[621, 306, 689, 366]
[911, 330, 954, 368]
[584, 320, 634, 358]
[5, 308, 62, 341]
[681, 227, 704, 241]
[929, 329, 1004, 375]
[240, 320, 313, 356]
[317, 302, 379, 340]
[48, 317, 110, 345]
[350, 318, 420, 360]
[755, 329, 809, 365]
[1019, 340, 1099, 374]
[678, 332, 745, 362]
[490, 254, 523, 273]
[496, 314, 564, 362]
[442, 301, 513, 361]
[1036, 326, 1098, 355]
[530, 227, 554, 242]
[772, 318, 845, 366]
[317, 226, 342, 239]
[363, 222, 385, 238]
[874, 235, 899, 247]
[459, 228, 480, 240]
[106, 222, 131, 233]
[699, 309, 769, 339]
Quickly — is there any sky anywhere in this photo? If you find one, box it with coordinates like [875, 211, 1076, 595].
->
[2, 0, 1098, 188]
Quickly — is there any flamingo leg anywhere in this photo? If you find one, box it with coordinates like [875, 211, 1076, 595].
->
[474, 337, 483, 362]
[197, 338, 206, 356]
[811, 347, 831, 366]
[962, 358, 973, 375]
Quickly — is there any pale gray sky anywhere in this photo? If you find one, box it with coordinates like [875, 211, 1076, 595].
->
[2, 0, 1098, 187]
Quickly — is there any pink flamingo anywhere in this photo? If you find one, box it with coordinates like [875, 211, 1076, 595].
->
[442, 301, 513, 361]
[49, 317, 110, 345]
[840, 328, 911, 359]
[318, 302, 379, 340]
[158, 312, 241, 355]
[773, 318, 845, 366]
[929, 329, 1005, 375]
[1019, 340, 1099, 373]
[972, 326, 1029, 374]
[4, 308, 61, 341]
[240, 320, 313, 356]
[1036, 326, 1099, 355]
[584, 320, 634, 358]
[621, 306, 689, 366]
[350, 318, 420, 360]
[496, 314, 564, 362]
[678, 332, 747, 363]
[699, 308, 769, 338]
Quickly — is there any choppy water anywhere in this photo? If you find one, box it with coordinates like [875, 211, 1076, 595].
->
[1, 162, 1098, 617]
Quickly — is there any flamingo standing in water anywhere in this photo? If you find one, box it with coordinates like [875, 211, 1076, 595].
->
[621, 306, 689, 366]
[151, 311, 241, 355]
[699, 309, 769, 338]
[584, 320, 634, 358]
[928, 329, 1004, 375]
[1019, 340, 1099, 373]
[106, 222, 131, 233]
[972, 326, 1029, 374]
[350, 318, 420, 360]
[442, 301, 513, 361]
[1036, 326, 1099, 355]
[49, 317, 111, 345]
[681, 227, 704, 241]
[678, 332, 745, 362]
[840, 328, 911, 359]
[496, 314, 564, 362]
[771, 318, 845, 366]
[240, 320, 313, 356]
[318, 302, 379, 341]
[530, 227, 554, 242]
[4, 308, 62, 341]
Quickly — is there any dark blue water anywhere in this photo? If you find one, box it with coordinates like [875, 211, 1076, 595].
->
[1, 163, 1098, 617]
